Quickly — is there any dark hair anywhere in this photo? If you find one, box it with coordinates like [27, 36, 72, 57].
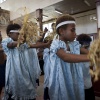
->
[6, 24, 21, 35]
[76, 34, 92, 45]
[56, 15, 75, 35]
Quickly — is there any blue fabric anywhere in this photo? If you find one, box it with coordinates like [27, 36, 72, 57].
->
[2, 38, 41, 100]
[49, 39, 76, 100]
[43, 48, 50, 88]
[82, 62, 92, 89]
[68, 41, 85, 100]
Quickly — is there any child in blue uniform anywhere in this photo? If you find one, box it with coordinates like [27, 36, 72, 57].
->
[43, 23, 56, 100]
[77, 34, 95, 100]
[68, 40, 85, 100]
[2, 24, 51, 100]
[49, 15, 90, 100]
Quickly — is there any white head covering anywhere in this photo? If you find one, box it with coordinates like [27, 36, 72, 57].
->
[56, 21, 76, 29]
[10, 30, 19, 33]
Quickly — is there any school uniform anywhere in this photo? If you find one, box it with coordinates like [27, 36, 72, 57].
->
[49, 39, 76, 100]
[69, 41, 95, 100]
[2, 38, 40, 100]
[43, 48, 50, 100]
[68, 41, 85, 100]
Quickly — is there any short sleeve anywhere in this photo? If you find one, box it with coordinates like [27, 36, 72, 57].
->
[1, 38, 13, 55]
[50, 39, 67, 53]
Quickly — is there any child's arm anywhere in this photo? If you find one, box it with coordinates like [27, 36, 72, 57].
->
[7, 41, 51, 49]
[0, 44, 3, 51]
[29, 41, 51, 48]
[0, 48, 3, 51]
[0, 44, 4, 52]
[57, 49, 89, 63]
[7, 41, 18, 49]
[80, 47, 89, 54]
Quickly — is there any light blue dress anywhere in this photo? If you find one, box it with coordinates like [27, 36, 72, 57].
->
[82, 62, 92, 89]
[43, 48, 51, 88]
[49, 39, 76, 100]
[2, 37, 41, 100]
[68, 41, 85, 100]
[43, 48, 50, 88]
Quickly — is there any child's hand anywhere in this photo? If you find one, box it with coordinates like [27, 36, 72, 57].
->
[46, 40, 52, 48]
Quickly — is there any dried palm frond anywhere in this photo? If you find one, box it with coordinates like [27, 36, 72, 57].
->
[17, 10, 42, 47]
[44, 23, 57, 42]
[44, 32, 56, 41]
[88, 30, 100, 81]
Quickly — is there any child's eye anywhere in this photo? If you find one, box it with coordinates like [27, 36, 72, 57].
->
[71, 30, 74, 32]
[71, 29, 75, 32]
[16, 33, 19, 35]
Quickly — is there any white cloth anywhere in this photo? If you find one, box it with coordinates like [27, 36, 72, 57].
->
[82, 62, 92, 89]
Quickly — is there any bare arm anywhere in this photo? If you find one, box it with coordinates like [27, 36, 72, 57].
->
[7, 41, 18, 49]
[80, 47, 89, 54]
[0, 48, 3, 52]
[29, 41, 51, 48]
[57, 49, 89, 63]
[0, 44, 3, 52]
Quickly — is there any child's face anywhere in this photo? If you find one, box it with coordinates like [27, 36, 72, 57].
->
[63, 24, 76, 42]
[0, 33, 2, 42]
[9, 32, 19, 41]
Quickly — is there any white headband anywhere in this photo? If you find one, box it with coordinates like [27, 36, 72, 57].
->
[10, 30, 19, 33]
[56, 21, 76, 29]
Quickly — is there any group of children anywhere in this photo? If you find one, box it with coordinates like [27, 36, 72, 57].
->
[0, 14, 95, 100]
[43, 15, 95, 100]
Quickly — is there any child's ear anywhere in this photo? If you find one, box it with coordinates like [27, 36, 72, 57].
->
[7, 33, 11, 37]
[59, 28, 64, 36]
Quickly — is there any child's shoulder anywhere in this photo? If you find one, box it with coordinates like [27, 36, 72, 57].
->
[71, 40, 80, 45]
[2, 37, 13, 43]
[69, 41, 80, 47]
[51, 39, 66, 47]
[52, 39, 66, 46]
[50, 39, 67, 52]
[1, 38, 14, 54]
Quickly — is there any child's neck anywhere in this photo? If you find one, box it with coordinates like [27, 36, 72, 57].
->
[59, 36, 68, 43]
[59, 37, 71, 51]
